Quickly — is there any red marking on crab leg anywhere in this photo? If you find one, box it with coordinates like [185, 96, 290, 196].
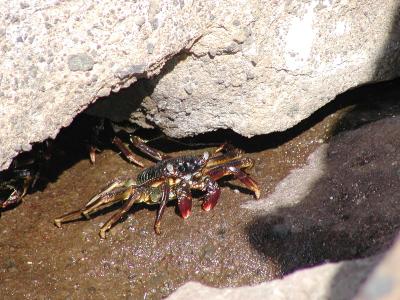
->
[201, 178, 221, 212]
[207, 165, 260, 199]
[234, 169, 260, 199]
[202, 188, 221, 212]
[178, 195, 192, 219]
[176, 181, 192, 218]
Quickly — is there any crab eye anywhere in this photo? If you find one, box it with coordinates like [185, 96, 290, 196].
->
[202, 152, 209, 160]
[177, 164, 186, 172]
[166, 163, 174, 174]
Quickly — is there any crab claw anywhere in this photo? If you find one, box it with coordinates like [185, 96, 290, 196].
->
[1, 189, 23, 209]
[237, 176, 260, 199]
[234, 170, 260, 199]
[201, 183, 221, 212]
[178, 195, 192, 219]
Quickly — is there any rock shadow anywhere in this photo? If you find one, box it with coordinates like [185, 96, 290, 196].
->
[327, 5, 400, 299]
[246, 84, 400, 283]
[85, 53, 190, 123]
[247, 6, 400, 297]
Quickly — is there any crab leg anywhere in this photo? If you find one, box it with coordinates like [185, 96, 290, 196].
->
[176, 181, 192, 219]
[99, 188, 146, 238]
[206, 144, 245, 169]
[153, 182, 170, 235]
[88, 145, 101, 164]
[54, 185, 134, 227]
[154, 182, 170, 234]
[87, 118, 104, 164]
[206, 153, 254, 171]
[207, 165, 260, 199]
[214, 143, 240, 154]
[85, 176, 135, 207]
[54, 209, 87, 227]
[130, 136, 171, 161]
[112, 137, 144, 167]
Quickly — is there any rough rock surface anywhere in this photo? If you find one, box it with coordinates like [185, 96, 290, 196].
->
[167, 256, 380, 300]
[0, 0, 210, 170]
[112, 0, 400, 138]
[2, 0, 400, 171]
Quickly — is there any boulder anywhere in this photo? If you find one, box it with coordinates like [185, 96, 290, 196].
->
[128, 0, 400, 138]
[168, 113, 400, 300]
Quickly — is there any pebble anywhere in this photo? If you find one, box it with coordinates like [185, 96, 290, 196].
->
[147, 43, 155, 54]
[184, 84, 193, 95]
[135, 16, 146, 27]
[208, 49, 217, 58]
[67, 53, 95, 72]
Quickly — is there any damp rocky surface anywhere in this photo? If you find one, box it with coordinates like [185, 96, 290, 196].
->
[1, 82, 400, 299]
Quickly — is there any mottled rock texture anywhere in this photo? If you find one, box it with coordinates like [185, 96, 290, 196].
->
[93, 0, 400, 137]
[0, 0, 208, 170]
[1, 0, 400, 170]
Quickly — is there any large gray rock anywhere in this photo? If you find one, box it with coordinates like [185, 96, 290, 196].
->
[1, 0, 400, 170]
[129, 0, 400, 137]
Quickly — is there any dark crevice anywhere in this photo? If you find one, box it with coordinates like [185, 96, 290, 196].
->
[2, 75, 400, 220]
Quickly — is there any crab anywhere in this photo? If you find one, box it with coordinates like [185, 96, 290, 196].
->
[0, 169, 35, 212]
[0, 140, 52, 213]
[54, 136, 260, 238]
